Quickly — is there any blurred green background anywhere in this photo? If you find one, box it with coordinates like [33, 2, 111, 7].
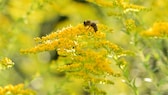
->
[0, 0, 168, 95]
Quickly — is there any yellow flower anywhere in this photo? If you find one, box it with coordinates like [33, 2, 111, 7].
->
[0, 84, 35, 95]
[141, 22, 168, 37]
[122, 3, 145, 13]
[21, 21, 130, 94]
[124, 19, 136, 32]
[87, 0, 114, 7]
[88, 0, 146, 13]
[0, 57, 14, 70]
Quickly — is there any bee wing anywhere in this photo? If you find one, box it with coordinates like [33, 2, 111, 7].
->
[83, 20, 99, 24]
[92, 20, 99, 24]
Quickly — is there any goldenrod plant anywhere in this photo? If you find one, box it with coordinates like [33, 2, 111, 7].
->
[21, 23, 130, 95]
[0, 0, 168, 95]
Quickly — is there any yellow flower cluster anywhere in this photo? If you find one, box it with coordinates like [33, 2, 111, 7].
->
[21, 23, 116, 54]
[21, 22, 128, 91]
[124, 19, 136, 32]
[141, 22, 168, 37]
[21, 24, 88, 53]
[0, 57, 14, 70]
[87, 0, 114, 7]
[0, 84, 35, 95]
[122, 2, 145, 13]
[88, 0, 146, 13]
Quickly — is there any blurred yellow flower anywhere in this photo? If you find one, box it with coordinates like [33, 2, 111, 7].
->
[0, 84, 35, 95]
[141, 22, 168, 37]
[0, 57, 14, 70]
[124, 19, 136, 32]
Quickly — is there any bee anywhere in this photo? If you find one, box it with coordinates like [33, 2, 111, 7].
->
[83, 20, 98, 32]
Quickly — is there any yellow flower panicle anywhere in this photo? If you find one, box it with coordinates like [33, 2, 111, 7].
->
[122, 2, 146, 13]
[0, 57, 14, 70]
[70, 71, 114, 85]
[21, 24, 85, 53]
[56, 63, 82, 72]
[0, 84, 35, 95]
[141, 22, 168, 37]
[21, 22, 129, 94]
[88, 0, 146, 13]
[21, 23, 115, 54]
[124, 19, 137, 32]
[34, 25, 73, 43]
[87, 0, 114, 7]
